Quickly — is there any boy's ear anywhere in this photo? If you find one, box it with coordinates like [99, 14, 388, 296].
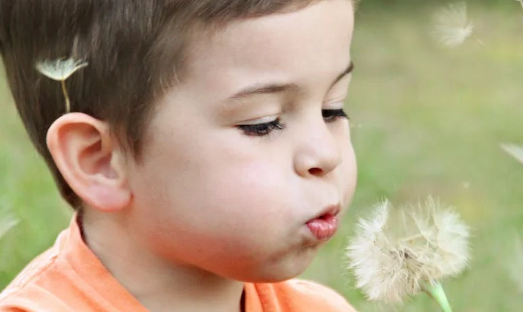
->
[46, 113, 131, 212]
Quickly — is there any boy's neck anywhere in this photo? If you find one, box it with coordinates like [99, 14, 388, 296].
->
[80, 211, 245, 312]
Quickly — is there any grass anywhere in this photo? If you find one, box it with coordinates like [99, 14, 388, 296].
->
[1, 4, 523, 312]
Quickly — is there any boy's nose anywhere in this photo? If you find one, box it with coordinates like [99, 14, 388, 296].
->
[293, 118, 343, 178]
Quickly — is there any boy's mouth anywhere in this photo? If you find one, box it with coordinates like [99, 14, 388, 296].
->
[306, 204, 340, 241]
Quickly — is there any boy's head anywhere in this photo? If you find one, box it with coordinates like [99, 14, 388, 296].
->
[1, 0, 328, 208]
[1, 0, 356, 281]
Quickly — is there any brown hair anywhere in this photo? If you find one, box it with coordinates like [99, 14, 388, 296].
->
[0, 0, 342, 208]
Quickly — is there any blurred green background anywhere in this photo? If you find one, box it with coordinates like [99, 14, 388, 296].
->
[1, 2, 523, 311]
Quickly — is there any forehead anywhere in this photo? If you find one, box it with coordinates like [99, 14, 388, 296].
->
[179, 0, 354, 94]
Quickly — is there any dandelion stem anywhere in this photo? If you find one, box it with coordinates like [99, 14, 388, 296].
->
[61, 80, 71, 113]
[422, 282, 453, 312]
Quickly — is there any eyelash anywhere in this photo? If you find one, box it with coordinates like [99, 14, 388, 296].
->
[238, 119, 286, 136]
[322, 108, 349, 122]
[238, 108, 349, 137]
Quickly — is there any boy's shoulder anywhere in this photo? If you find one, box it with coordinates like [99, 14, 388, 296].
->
[0, 243, 59, 311]
[0, 218, 144, 312]
[251, 279, 357, 312]
[0, 231, 76, 312]
[0, 216, 357, 312]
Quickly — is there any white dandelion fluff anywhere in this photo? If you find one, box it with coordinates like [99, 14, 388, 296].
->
[36, 58, 88, 81]
[501, 143, 523, 165]
[432, 2, 478, 47]
[346, 197, 470, 307]
[35, 57, 88, 113]
[517, 0, 523, 12]
[0, 207, 19, 240]
[506, 234, 523, 294]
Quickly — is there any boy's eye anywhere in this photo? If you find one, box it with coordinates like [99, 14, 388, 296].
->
[322, 108, 349, 122]
[237, 109, 348, 137]
[237, 118, 285, 137]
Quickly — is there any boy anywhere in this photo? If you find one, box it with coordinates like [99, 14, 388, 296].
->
[0, 0, 358, 311]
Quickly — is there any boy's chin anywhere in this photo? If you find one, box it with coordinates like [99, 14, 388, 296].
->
[242, 271, 304, 284]
[239, 256, 316, 283]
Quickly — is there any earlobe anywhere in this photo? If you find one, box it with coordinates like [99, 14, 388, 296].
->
[46, 113, 131, 212]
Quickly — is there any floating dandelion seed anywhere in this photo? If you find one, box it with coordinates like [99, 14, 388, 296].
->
[517, 0, 523, 12]
[506, 234, 523, 294]
[346, 197, 470, 312]
[35, 58, 88, 81]
[35, 58, 88, 113]
[432, 2, 481, 47]
[501, 143, 523, 165]
[0, 207, 19, 240]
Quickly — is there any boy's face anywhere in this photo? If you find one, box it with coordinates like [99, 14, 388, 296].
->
[127, 0, 355, 282]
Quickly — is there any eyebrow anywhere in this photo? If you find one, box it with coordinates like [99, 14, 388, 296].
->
[331, 61, 354, 88]
[229, 61, 354, 100]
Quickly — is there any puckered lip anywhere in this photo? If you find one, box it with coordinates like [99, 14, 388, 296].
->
[307, 203, 341, 223]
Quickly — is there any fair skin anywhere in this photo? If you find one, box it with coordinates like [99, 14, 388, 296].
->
[46, 1, 356, 311]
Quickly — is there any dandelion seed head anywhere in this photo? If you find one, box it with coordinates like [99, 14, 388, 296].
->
[432, 2, 474, 47]
[35, 57, 88, 81]
[346, 197, 470, 303]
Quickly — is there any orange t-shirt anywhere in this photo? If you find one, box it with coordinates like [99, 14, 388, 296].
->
[0, 216, 356, 312]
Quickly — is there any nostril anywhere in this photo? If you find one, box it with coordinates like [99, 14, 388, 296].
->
[308, 167, 323, 176]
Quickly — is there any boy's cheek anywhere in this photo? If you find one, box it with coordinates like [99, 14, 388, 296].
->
[202, 162, 291, 208]
[337, 142, 357, 209]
